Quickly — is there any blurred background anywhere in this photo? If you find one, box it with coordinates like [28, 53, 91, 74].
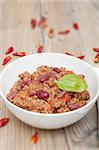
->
[0, 0, 99, 64]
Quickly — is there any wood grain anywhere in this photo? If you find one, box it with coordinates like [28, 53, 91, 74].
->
[0, 0, 99, 150]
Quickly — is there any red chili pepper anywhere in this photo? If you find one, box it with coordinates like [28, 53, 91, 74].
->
[31, 18, 37, 29]
[77, 55, 85, 60]
[95, 54, 99, 58]
[5, 47, 14, 54]
[37, 45, 43, 53]
[12, 52, 27, 57]
[73, 23, 79, 30]
[65, 52, 74, 56]
[38, 16, 48, 29]
[2, 56, 12, 65]
[68, 104, 80, 111]
[48, 28, 54, 38]
[31, 131, 38, 144]
[93, 48, 99, 53]
[94, 54, 99, 63]
[58, 29, 70, 35]
[0, 118, 9, 128]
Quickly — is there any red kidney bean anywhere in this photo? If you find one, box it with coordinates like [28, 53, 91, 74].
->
[52, 67, 61, 73]
[7, 92, 16, 99]
[38, 74, 49, 82]
[50, 71, 57, 79]
[68, 104, 80, 111]
[36, 90, 49, 100]
[25, 78, 32, 85]
[57, 91, 66, 98]
[21, 81, 26, 88]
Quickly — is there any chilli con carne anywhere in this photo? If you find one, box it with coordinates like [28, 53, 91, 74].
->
[7, 66, 90, 114]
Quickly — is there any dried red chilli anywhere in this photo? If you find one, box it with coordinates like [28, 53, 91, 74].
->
[77, 55, 85, 60]
[31, 18, 37, 29]
[0, 118, 9, 128]
[94, 54, 99, 63]
[40, 16, 47, 23]
[2, 56, 12, 65]
[58, 29, 70, 35]
[37, 45, 43, 53]
[38, 16, 48, 29]
[93, 48, 99, 53]
[48, 29, 54, 38]
[73, 23, 79, 30]
[12, 52, 27, 57]
[31, 131, 38, 144]
[65, 52, 74, 56]
[5, 47, 14, 54]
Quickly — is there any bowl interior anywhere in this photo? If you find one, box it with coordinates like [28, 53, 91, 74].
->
[0, 53, 98, 103]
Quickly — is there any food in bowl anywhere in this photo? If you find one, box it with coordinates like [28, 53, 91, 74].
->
[7, 65, 90, 114]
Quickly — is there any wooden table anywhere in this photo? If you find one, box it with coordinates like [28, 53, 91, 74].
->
[0, 0, 99, 149]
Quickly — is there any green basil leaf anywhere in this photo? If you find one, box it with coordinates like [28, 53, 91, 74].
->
[56, 74, 88, 92]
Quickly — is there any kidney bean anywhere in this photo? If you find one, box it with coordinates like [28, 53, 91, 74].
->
[81, 91, 90, 100]
[68, 104, 80, 111]
[38, 74, 49, 82]
[7, 92, 16, 99]
[52, 67, 61, 73]
[57, 91, 66, 98]
[21, 81, 26, 88]
[36, 90, 49, 100]
[25, 78, 32, 85]
[50, 71, 57, 79]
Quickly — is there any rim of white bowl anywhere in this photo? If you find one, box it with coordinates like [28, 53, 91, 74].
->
[0, 52, 99, 117]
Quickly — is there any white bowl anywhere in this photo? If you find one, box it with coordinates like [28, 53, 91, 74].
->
[0, 53, 99, 129]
